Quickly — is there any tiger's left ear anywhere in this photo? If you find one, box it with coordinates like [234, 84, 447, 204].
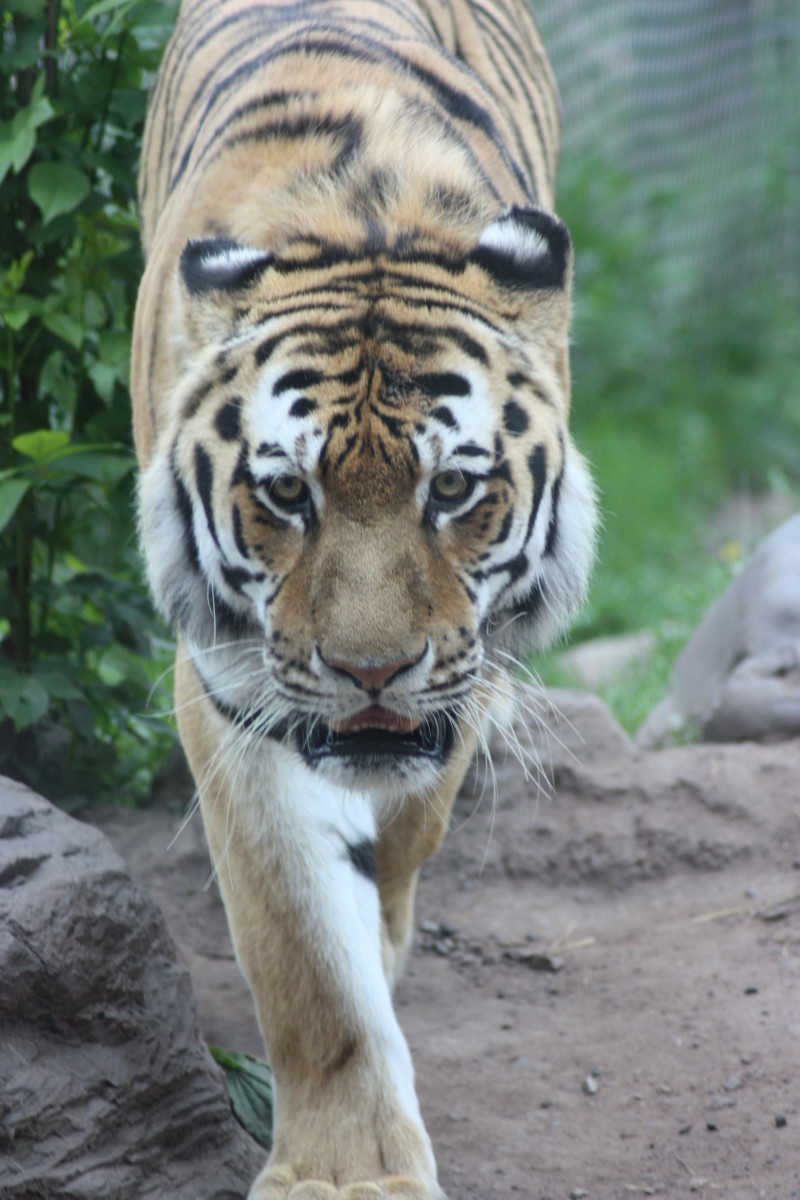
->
[468, 206, 571, 293]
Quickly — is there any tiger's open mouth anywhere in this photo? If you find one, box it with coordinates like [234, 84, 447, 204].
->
[298, 704, 454, 764]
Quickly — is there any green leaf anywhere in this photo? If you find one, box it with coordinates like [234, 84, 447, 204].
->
[208, 1047, 273, 1149]
[52, 449, 135, 485]
[28, 662, 83, 702]
[5, 0, 48, 14]
[2, 291, 44, 333]
[0, 478, 31, 534]
[12, 430, 70, 462]
[0, 78, 55, 184]
[82, 0, 136, 20]
[0, 670, 50, 732]
[28, 163, 91, 225]
[42, 311, 84, 349]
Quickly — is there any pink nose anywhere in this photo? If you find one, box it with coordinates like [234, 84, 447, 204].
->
[325, 653, 422, 692]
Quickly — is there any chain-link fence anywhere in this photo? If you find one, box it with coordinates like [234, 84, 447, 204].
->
[532, 0, 800, 292]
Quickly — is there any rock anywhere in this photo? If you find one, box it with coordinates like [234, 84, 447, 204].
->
[453, 696, 800, 888]
[482, 686, 636, 792]
[0, 776, 260, 1199]
[557, 630, 657, 690]
[637, 514, 800, 747]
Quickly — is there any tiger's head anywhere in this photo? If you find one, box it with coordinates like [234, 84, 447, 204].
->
[138, 206, 597, 795]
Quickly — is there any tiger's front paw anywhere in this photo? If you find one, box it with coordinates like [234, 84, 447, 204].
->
[248, 1166, 442, 1199]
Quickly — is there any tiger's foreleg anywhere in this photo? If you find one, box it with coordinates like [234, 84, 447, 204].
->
[376, 733, 477, 989]
[175, 647, 443, 1200]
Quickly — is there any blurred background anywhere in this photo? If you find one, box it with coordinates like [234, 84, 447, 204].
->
[1, 0, 798, 807]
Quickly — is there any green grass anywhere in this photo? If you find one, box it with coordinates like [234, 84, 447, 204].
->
[534, 151, 800, 734]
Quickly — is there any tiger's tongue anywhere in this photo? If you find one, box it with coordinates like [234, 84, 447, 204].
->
[330, 705, 420, 735]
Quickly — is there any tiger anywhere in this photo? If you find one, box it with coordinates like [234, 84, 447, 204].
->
[131, 0, 598, 1195]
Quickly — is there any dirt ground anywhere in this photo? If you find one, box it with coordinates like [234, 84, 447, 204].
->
[88, 694, 800, 1200]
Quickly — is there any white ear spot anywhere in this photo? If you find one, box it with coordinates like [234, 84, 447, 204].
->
[470, 206, 570, 290]
[180, 237, 273, 296]
[478, 217, 549, 262]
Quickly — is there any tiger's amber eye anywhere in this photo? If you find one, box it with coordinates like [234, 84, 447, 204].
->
[271, 475, 306, 503]
[431, 471, 468, 502]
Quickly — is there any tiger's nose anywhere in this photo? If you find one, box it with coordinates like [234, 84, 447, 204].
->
[323, 647, 426, 692]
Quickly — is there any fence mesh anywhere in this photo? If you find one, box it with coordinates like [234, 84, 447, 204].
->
[531, 0, 800, 292]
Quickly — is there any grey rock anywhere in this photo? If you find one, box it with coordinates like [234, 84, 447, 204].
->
[637, 514, 800, 747]
[481, 685, 636, 792]
[0, 776, 259, 1199]
[455, 692, 800, 888]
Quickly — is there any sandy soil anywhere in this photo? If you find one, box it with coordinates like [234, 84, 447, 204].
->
[88, 695, 800, 1200]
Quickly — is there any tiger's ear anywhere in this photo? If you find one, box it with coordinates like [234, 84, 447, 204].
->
[179, 236, 274, 296]
[468, 206, 571, 293]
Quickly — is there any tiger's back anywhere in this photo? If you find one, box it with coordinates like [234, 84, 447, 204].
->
[133, 3, 596, 1197]
[133, 0, 562, 455]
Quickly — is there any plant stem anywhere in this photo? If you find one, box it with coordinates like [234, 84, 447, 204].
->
[36, 493, 62, 650]
[6, 327, 14, 439]
[45, 0, 60, 97]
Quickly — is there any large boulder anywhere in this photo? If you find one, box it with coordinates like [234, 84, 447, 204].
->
[637, 513, 800, 747]
[0, 776, 259, 1199]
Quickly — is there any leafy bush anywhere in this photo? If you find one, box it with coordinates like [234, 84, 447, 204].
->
[0, 0, 177, 808]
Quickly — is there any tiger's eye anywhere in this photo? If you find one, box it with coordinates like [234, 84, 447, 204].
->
[271, 475, 306, 503]
[431, 471, 468, 503]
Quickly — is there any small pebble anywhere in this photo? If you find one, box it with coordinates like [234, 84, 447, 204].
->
[689, 1180, 707, 1192]
[583, 1075, 598, 1095]
[776, 1114, 788, 1128]
[569, 1189, 588, 1199]
[744, 985, 759, 995]
[706, 1121, 718, 1132]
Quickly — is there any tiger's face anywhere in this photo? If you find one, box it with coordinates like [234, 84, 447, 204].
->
[140, 208, 596, 795]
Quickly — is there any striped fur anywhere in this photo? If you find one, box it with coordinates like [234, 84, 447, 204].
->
[133, 2, 597, 1196]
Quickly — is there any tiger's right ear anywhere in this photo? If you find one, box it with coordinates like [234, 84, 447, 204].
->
[179, 237, 274, 296]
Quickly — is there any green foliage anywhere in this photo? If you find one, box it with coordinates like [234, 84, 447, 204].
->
[558, 149, 800, 645]
[0, 0, 177, 807]
[209, 1046, 274, 1149]
[538, 132, 800, 729]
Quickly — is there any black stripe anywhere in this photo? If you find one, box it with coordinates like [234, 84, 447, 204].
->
[431, 405, 457, 429]
[503, 400, 528, 436]
[255, 333, 286, 366]
[194, 443, 220, 548]
[232, 503, 249, 558]
[215, 398, 242, 441]
[220, 561, 264, 593]
[526, 444, 548, 542]
[289, 397, 317, 419]
[195, 111, 363, 186]
[274, 368, 323, 395]
[346, 839, 377, 884]
[171, 450, 201, 573]
[413, 372, 470, 398]
[544, 465, 563, 557]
